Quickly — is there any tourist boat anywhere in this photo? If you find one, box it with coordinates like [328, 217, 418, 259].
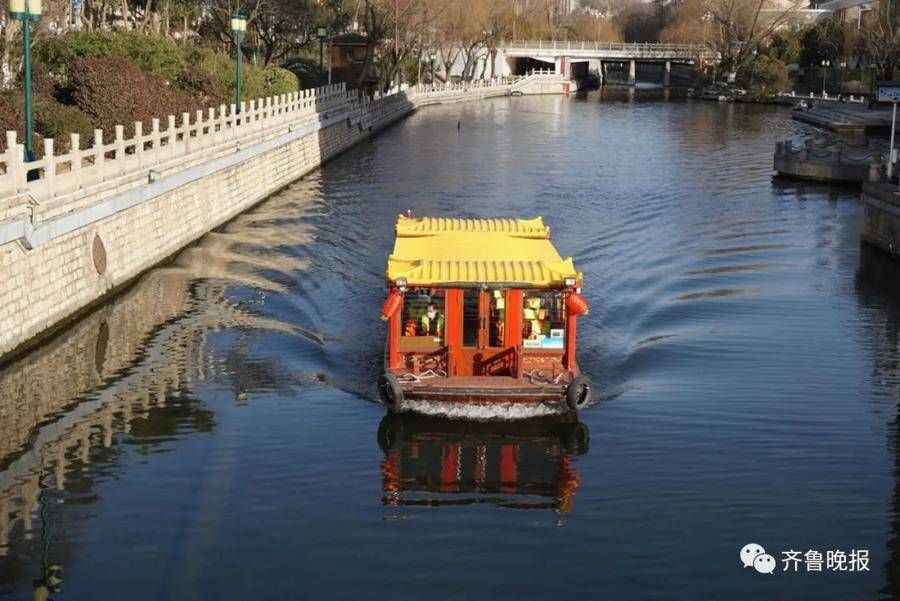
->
[377, 215, 592, 412]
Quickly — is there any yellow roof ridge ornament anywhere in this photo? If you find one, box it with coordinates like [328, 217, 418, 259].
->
[395, 215, 549, 239]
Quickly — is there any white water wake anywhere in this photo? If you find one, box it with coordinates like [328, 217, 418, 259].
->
[395, 399, 568, 421]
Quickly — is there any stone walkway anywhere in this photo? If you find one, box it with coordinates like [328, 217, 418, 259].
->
[793, 102, 895, 135]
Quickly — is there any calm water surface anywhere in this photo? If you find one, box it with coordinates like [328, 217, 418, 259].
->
[1, 90, 899, 600]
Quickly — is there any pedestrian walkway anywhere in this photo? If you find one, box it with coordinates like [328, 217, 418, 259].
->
[792, 102, 894, 135]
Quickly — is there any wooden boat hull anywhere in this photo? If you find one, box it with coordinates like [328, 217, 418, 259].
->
[399, 380, 569, 405]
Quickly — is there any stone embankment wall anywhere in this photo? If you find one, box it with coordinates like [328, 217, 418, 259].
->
[862, 183, 900, 257]
[773, 139, 883, 184]
[0, 74, 565, 361]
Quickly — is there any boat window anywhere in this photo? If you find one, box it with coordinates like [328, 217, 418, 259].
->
[402, 289, 445, 344]
[488, 290, 505, 347]
[522, 291, 565, 350]
[462, 289, 480, 347]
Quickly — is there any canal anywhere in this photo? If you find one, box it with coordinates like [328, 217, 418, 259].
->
[1, 91, 899, 600]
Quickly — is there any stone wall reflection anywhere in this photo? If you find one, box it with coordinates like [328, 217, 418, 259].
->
[0, 182, 315, 564]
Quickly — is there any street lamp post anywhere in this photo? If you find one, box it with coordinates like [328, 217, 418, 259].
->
[821, 59, 831, 97]
[231, 14, 247, 114]
[9, 0, 42, 164]
[315, 27, 332, 86]
[839, 60, 847, 97]
[702, 12, 714, 82]
[317, 26, 327, 76]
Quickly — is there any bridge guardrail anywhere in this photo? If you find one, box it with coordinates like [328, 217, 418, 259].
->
[502, 40, 717, 61]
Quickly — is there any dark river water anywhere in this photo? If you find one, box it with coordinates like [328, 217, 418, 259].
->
[1, 90, 900, 600]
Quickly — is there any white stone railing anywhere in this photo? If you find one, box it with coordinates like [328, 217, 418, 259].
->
[780, 90, 866, 104]
[507, 40, 707, 52]
[0, 76, 534, 224]
[0, 82, 352, 206]
[412, 75, 552, 100]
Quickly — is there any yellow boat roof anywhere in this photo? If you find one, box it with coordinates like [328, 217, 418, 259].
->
[386, 216, 582, 287]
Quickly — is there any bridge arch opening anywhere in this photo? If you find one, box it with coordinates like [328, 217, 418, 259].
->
[508, 56, 555, 76]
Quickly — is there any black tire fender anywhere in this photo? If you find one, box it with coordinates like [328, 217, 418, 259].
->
[564, 421, 591, 455]
[378, 373, 404, 409]
[565, 375, 592, 411]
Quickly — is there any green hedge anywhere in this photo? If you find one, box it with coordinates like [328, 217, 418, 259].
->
[189, 47, 299, 102]
[35, 30, 299, 102]
[34, 101, 94, 151]
[0, 93, 88, 155]
[72, 56, 200, 142]
[3, 31, 301, 151]
[35, 30, 188, 85]
[738, 56, 790, 96]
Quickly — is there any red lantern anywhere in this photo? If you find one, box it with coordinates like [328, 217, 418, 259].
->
[566, 292, 589, 316]
[381, 289, 402, 321]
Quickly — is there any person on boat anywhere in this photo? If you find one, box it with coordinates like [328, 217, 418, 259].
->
[420, 304, 444, 337]
[404, 318, 418, 336]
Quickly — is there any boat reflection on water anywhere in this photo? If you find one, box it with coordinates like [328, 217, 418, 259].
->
[377, 413, 589, 514]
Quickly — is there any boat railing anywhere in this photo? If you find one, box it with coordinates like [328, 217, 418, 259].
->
[481, 347, 518, 377]
[410, 346, 451, 376]
[514, 345, 525, 380]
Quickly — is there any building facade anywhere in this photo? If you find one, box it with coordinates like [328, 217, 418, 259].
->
[813, 0, 879, 27]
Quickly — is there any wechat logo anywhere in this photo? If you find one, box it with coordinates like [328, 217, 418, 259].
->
[741, 543, 776, 574]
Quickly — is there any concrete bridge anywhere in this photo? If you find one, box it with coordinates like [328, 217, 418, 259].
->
[502, 41, 716, 86]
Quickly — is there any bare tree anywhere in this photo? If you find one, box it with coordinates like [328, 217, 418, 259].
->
[661, 0, 805, 75]
[372, 0, 441, 88]
[250, 0, 323, 66]
[857, 0, 899, 79]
